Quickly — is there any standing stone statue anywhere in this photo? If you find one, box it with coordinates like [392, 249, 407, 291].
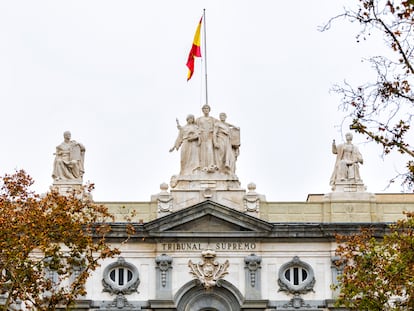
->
[213, 113, 239, 174]
[330, 132, 363, 186]
[167, 107, 243, 202]
[170, 106, 241, 179]
[169, 115, 200, 175]
[52, 131, 85, 182]
[196, 104, 218, 172]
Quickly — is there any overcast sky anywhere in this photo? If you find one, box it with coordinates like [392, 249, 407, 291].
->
[0, 0, 410, 202]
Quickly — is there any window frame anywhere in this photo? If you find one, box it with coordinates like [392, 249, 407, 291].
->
[278, 256, 315, 295]
[102, 257, 140, 295]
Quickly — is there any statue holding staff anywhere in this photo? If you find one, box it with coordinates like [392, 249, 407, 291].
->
[330, 132, 363, 186]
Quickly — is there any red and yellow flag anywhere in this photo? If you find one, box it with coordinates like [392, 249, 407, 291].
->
[186, 17, 202, 81]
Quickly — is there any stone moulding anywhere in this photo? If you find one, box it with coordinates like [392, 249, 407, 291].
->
[102, 257, 140, 295]
[245, 253, 261, 288]
[278, 256, 315, 296]
[155, 253, 173, 289]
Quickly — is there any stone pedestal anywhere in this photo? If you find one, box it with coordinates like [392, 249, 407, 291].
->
[152, 172, 264, 212]
[169, 172, 245, 211]
[327, 180, 373, 201]
[323, 182, 376, 222]
[50, 180, 91, 200]
[170, 172, 241, 190]
[325, 190, 375, 202]
[331, 180, 366, 193]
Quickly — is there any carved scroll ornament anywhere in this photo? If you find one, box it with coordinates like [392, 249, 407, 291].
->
[188, 249, 229, 290]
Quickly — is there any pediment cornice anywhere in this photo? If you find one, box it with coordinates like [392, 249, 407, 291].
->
[143, 200, 273, 236]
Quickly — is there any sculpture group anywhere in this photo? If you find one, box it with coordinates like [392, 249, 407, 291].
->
[170, 104, 240, 176]
[51, 124, 365, 192]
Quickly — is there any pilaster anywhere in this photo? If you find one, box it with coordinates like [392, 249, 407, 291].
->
[155, 254, 173, 300]
[244, 253, 262, 300]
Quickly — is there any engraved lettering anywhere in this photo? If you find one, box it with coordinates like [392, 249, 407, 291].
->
[159, 242, 257, 251]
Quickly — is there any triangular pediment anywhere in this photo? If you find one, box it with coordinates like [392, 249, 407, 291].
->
[169, 214, 251, 232]
[144, 200, 273, 237]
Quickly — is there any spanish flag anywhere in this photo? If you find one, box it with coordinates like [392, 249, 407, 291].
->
[186, 17, 202, 81]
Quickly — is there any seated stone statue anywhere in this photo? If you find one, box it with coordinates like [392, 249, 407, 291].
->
[52, 131, 85, 182]
[330, 132, 363, 186]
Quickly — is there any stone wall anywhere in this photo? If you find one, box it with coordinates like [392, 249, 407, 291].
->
[102, 193, 414, 223]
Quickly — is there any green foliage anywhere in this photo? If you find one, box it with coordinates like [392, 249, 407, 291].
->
[0, 170, 120, 310]
[334, 212, 414, 310]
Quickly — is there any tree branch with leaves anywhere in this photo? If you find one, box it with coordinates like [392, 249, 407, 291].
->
[333, 212, 414, 310]
[321, 0, 414, 188]
[0, 170, 120, 310]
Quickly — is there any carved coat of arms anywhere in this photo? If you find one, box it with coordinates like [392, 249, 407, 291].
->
[188, 249, 229, 290]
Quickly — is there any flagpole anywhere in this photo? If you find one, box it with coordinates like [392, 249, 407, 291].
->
[203, 9, 208, 106]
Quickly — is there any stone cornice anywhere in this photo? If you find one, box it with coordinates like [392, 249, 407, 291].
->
[103, 222, 390, 241]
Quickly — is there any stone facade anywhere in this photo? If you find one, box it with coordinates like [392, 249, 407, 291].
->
[3, 115, 413, 311]
[71, 116, 413, 310]
[72, 193, 411, 311]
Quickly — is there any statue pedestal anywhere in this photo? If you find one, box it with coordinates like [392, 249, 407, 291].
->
[170, 171, 241, 190]
[153, 172, 249, 212]
[331, 180, 366, 193]
[172, 172, 245, 211]
[51, 179, 85, 197]
[323, 181, 376, 222]
[324, 190, 375, 202]
[326, 180, 372, 201]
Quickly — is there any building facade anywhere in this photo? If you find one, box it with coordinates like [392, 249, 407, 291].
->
[83, 192, 411, 311]
[10, 110, 414, 310]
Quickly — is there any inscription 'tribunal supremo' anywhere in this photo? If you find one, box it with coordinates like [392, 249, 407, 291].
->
[160, 242, 257, 252]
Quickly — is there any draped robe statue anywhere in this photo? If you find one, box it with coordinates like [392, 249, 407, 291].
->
[330, 132, 363, 186]
[196, 104, 217, 171]
[213, 113, 238, 174]
[169, 115, 200, 175]
[52, 131, 85, 182]
[170, 105, 240, 177]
